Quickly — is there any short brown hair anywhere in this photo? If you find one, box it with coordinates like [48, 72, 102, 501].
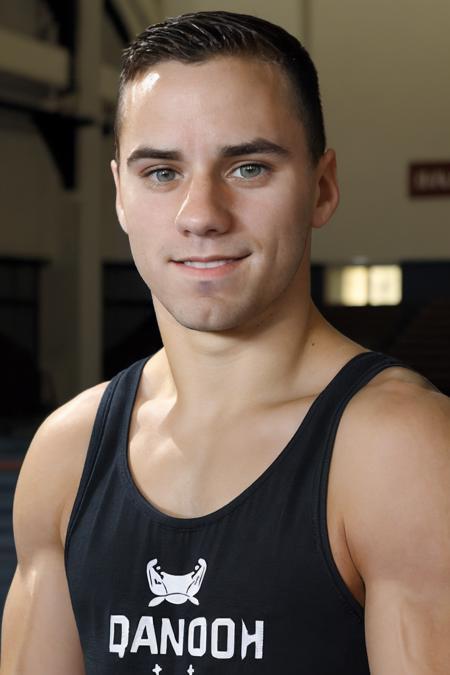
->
[115, 10, 326, 164]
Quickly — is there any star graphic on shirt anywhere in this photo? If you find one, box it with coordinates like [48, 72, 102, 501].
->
[152, 666, 162, 674]
[187, 666, 195, 674]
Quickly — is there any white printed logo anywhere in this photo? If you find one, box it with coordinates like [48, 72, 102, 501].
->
[109, 557, 264, 660]
[147, 558, 207, 607]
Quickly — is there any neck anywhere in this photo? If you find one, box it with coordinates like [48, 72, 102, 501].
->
[151, 287, 341, 423]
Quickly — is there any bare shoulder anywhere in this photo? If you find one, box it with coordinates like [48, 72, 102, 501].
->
[14, 380, 110, 555]
[335, 363, 450, 577]
[340, 363, 449, 453]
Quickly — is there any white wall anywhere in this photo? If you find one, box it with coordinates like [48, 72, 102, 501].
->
[311, 0, 450, 263]
[162, 0, 305, 36]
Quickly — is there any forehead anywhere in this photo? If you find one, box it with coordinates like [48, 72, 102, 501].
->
[118, 56, 305, 153]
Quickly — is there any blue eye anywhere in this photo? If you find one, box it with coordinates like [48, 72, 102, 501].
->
[149, 168, 177, 183]
[234, 164, 265, 179]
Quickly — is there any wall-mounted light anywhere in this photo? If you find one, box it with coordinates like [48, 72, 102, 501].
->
[325, 265, 402, 306]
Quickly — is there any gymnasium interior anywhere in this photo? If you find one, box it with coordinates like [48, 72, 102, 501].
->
[1, 0, 449, 633]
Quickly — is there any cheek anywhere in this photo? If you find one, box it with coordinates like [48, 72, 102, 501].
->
[251, 183, 311, 248]
[120, 202, 163, 276]
[121, 183, 180, 238]
[126, 233, 167, 296]
[121, 192, 163, 244]
[267, 202, 311, 278]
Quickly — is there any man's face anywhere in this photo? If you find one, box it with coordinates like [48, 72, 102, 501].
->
[112, 56, 336, 333]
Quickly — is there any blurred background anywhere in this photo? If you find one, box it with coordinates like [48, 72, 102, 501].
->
[0, 0, 449, 620]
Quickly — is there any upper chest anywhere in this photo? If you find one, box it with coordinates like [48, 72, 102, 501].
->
[128, 395, 315, 518]
[126, 395, 365, 607]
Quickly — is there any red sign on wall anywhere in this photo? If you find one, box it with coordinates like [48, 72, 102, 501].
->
[409, 162, 450, 197]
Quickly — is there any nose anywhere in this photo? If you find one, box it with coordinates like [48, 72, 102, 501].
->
[174, 175, 233, 237]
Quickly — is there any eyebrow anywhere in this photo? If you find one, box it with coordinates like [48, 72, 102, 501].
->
[126, 137, 290, 166]
[221, 138, 290, 158]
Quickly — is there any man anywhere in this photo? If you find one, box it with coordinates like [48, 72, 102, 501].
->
[1, 10, 449, 674]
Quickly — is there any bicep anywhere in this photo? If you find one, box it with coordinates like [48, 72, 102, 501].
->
[364, 577, 450, 674]
[0, 414, 88, 674]
[358, 445, 450, 675]
[360, 439, 450, 673]
[1, 550, 85, 674]
[342, 387, 450, 674]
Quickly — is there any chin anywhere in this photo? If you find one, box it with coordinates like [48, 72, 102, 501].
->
[156, 297, 254, 334]
[172, 312, 245, 333]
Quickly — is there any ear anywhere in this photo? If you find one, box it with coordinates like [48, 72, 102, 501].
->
[111, 159, 128, 234]
[311, 149, 340, 230]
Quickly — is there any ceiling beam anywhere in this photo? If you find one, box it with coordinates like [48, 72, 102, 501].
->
[0, 27, 119, 106]
[0, 27, 69, 89]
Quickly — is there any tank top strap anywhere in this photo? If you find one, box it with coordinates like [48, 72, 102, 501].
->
[316, 350, 404, 420]
[291, 351, 406, 455]
[64, 357, 148, 558]
[303, 350, 407, 615]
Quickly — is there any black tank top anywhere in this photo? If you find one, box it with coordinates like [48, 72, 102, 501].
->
[65, 351, 404, 674]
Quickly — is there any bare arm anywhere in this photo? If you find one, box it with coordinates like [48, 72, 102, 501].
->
[343, 381, 450, 674]
[0, 384, 106, 674]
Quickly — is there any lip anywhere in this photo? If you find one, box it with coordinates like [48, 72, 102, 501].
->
[171, 255, 249, 278]
[173, 255, 248, 263]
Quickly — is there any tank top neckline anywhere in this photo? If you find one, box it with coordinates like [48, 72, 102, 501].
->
[119, 350, 373, 530]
